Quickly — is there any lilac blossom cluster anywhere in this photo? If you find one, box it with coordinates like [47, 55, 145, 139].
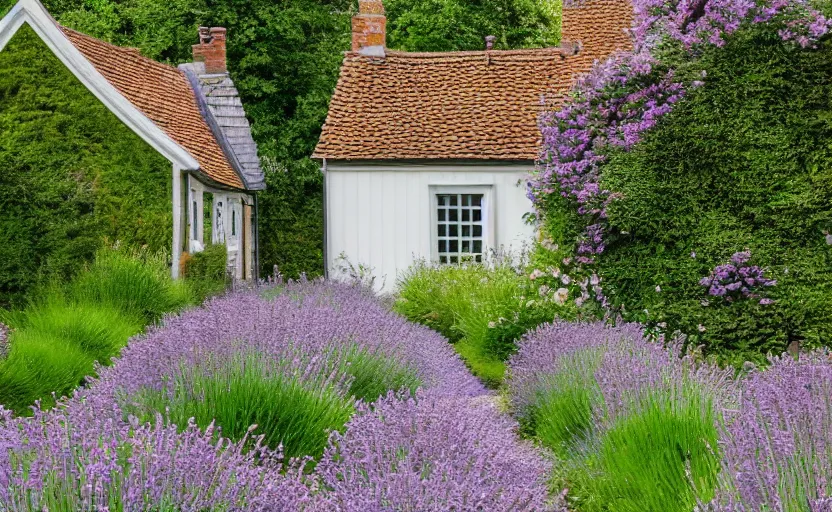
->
[507, 322, 734, 428]
[0, 405, 313, 511]
[315, 390, 560, 511]
[633, 0, 831, 50]
[530, 0, 829, 268]
[710, 352, 832, 510]
[698, 251, 776, 304]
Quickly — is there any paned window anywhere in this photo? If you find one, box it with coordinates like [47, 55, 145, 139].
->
[436, 193, 485, 263]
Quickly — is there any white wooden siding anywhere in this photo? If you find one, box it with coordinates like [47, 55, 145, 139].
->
[326, 164, 535, 293]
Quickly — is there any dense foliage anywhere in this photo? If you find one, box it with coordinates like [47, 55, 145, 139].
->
[395, 259, 577, 386]
[530, 0, 832, 363]
[0, 26, 172, 308]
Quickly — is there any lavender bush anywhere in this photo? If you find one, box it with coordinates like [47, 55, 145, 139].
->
[507, 322, 735, 511]
[711, 352, 832, 510]
[315, 390, 560, 511]
[0, 405, 314, 511]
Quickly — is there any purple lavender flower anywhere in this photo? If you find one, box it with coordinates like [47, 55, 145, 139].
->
[315, 391, 559, 511]
[710, 352, 832, 510]
[0, 404, 313, 510]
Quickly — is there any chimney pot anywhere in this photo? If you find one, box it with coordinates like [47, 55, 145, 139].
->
[485, 35, 496, 50]
[192, 26, 228, 74]
[352, 0, 386, 55]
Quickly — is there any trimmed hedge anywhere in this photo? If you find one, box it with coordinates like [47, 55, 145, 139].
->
[595, 26, 832, 363]
[0, 25, 172, 308]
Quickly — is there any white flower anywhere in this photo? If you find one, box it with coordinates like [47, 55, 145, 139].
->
[554, 288, 569, 305]
[700, 300, 710, 307]
[590, 274, 600, 286]
[551, 267, 561, 278]
[698, 324, 706, 332]
[691, 251, 696, 259]
[657, 322, 667, 329]
[575, 297, 584, 307]
[655, 285, 662, 293]
[538, 285, 551, 297]
[529, 269, 545, 281]
[561, 275, 571, 285]
[488, 321, 496, 328]
[827, 234, 832, 246]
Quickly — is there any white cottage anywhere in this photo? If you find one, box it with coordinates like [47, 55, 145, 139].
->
[0, 0, 265, 280]
[314, 0, 634, 292]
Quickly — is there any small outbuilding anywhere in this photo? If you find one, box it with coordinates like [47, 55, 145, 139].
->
[0, 0, 265, 280]
[314, 0, 634, 292]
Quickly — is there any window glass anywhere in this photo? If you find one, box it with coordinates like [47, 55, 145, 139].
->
[435, 193, 485, 264]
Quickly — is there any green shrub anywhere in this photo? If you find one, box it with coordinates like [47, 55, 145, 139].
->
[0, 25, 172, 309]
[576, 26, 832, 362]
[395, 260, 575, 386]
[128, 354, 355, 460]
[8, 301, 142, 364]
[70, 248, 193, 324]
[0, 330, 94, 414]
[0, 299, 143, 414]
[182, 244, 228, 302]
[574, 391, 721, 512]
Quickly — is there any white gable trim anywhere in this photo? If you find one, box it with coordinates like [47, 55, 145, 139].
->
[0, 0, 200, 170]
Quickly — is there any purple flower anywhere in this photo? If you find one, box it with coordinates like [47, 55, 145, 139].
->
[316, 391, 559, 511]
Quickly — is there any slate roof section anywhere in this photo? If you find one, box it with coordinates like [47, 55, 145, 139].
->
[60, 26, 247, 190]
[180, 62, 266, 191]
[313, 0, 633, 162]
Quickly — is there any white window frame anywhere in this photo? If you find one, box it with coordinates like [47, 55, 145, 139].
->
[429, 185, 495, 264]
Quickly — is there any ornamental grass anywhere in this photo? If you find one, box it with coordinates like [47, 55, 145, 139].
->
[507, 322, 735, 511]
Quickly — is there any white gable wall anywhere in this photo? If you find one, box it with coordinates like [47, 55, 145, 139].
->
[325, 163, 536, 293]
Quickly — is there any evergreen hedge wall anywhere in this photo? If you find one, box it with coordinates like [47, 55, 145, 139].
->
[0, 26, 172, 308]
[595, 26, 832, 363]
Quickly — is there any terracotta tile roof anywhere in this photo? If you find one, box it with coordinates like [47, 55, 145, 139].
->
[61, 26, 245, 189]
[561, 0, 634, 60]
[313, 0, 633, 161]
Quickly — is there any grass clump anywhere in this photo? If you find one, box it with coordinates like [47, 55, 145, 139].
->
[69, 248, 193, 324]
[395, 259, 573, 386]
[522, 351, 604, 459]
[575, 391, 721, 512]
[0, 247, 203, 414]
[337, 345, 422, 402]
[128, 354, 355, 460]
[128, 344, 422, 461]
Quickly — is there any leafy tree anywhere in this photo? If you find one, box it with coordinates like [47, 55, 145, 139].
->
[385, 0, 560, 51]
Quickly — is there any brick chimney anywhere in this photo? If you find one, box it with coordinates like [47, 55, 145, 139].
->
[352, 0, 386, 56]
[192, 26, 228, 74]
